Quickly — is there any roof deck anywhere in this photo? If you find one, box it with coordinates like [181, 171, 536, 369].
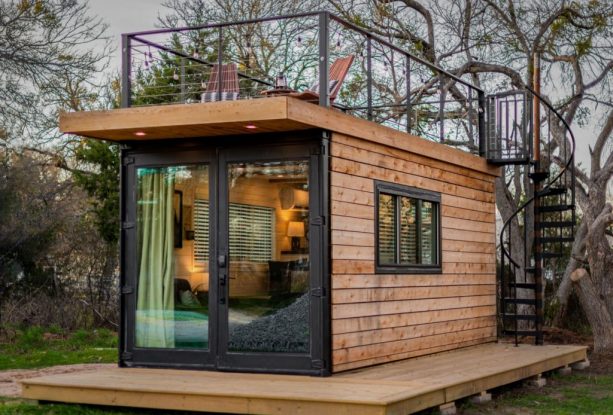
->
[113, 11, 485, 156]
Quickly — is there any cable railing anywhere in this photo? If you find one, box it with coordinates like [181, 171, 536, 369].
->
[121, 11, 485, 154]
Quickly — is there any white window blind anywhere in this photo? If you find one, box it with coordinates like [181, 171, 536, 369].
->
[194, 200, 274, 263]
[194, 199, 210, 263]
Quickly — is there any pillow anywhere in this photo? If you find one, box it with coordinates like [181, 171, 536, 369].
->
[307, 79, 338, 94]
[201, 91, 239, 102]
[180, 289, 201, 308]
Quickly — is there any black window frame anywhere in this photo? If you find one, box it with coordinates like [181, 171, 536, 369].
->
[374, 181, 442, 274]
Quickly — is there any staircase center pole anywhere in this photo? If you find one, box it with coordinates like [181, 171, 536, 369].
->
[532, 52, 544, 345]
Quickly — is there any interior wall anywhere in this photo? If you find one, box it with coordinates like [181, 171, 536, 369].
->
[174, 175, 308, 296]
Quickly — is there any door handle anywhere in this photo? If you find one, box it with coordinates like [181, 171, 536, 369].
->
[219, 274, 227, 304]
[217, 254, 227, 268]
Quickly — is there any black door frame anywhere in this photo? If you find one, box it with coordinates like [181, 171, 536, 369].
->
[119, 132, 330, 376]
[216, 141, 326, 374]
[121, 147, 218, 369]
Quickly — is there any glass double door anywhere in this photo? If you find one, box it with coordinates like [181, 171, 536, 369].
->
[125, 143, 322, 373]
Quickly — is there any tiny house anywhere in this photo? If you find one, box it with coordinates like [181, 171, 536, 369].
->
[56, 12, 567, 378]
[63, 99, 498, 376]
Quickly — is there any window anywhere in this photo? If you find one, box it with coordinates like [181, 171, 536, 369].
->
[375, 181, 441, 273]
[194, 200, 274, 263]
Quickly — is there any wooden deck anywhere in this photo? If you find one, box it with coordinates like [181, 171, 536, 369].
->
[22, 343, 587, 415]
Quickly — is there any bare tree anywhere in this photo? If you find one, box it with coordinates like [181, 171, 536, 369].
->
[0, 0, 112, 148]
[0, 1, 119, 330]
[328, 0, 613, 350]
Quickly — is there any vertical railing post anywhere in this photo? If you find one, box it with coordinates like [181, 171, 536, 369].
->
[439, 74, 445, 142]
[468, 87, 474, 148]
[180, 57, 186, 103]
[121, 34, 132, 108]
[406, 55, 411, 133]
[366, 36, 373, 120]
[217, 27, 224, 101]
[318, 12, 330, 108]
[478, 90, 486, 157]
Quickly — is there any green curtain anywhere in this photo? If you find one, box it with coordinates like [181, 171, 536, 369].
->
[135, 169, 175, 348]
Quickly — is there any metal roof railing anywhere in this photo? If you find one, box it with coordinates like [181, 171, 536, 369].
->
[121, 11, 485, 155]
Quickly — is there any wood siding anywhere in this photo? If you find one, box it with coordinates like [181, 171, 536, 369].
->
[330, 132, 498, 372]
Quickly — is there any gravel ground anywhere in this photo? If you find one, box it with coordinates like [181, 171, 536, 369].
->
[229, 293, 310, 353]
[0, 363, 115, 397]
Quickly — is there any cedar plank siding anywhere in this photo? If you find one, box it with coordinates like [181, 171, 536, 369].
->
[330, 132, 498, 372]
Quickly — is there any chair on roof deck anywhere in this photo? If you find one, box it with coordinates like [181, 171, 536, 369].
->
[201, 63, 240, 102]
[289, 55, 354, 103]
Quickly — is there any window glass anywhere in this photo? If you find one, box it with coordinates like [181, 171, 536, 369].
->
[421, 201, 436, 265]
[376, 183, 440, 272]
[399, 197, 418, 264]
[135, 165, 210, 350]
[227, 160, 310, 354]
[378, 193, 396, 264]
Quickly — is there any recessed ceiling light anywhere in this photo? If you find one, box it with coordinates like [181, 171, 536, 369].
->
[134, 131, 147, 137]
[245, 124, 257, 129]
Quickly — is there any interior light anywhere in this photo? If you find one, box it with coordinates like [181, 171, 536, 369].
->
[134, 131, 147, 137]
[245, 124, 257, 129]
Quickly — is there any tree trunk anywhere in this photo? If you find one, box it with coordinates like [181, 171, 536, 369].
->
[552, 221, 587, 326]
[573, 269, 613, 352]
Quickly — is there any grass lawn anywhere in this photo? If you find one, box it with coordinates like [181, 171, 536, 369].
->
[0, 399, 189, 415]
[457, 372, 613, 414]
[0, 327, 117, 370]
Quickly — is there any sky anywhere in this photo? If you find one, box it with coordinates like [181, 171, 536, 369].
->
[87, 0, 607, 179]
[88, 0, 166, 71]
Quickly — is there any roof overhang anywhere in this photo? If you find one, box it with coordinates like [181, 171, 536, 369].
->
[60, 96, 499, 177]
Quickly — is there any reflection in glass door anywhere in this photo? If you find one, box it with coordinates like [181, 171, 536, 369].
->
[135, 165, 210, 350]
[225, 160, 311, 354]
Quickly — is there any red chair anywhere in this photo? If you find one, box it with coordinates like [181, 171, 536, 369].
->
[289, 55, 355, 103]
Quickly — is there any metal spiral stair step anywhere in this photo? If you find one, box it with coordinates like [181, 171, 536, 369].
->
[528, 171, 550, 182]
[536, 236, 574, 243]
[487, 157, 531, 165]
[539, 252, 565, 259]
[536, 221, 574, 229]
[503, 298, 537, 305]
[508, 282, 537, 289]
[537, 204, 574, 213]
[502, 313, 538, 321]
[536, 187, 568, 197]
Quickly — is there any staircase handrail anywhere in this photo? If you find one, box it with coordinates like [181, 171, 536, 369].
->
[499, 87, 576, 270]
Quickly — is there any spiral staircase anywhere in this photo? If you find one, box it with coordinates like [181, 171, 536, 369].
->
[486, 89, 576, 345]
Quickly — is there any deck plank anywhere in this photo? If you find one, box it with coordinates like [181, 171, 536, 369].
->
[22, 343, 587, 415]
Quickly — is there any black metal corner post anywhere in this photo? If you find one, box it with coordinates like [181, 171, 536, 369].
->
[478, 90, 486, 157]
[118, 146, 126, 366]
[121, 34, 132, 108]
[318, 132, 332, 376]
[119, 146, 135, 366]
[217, 27, 224, 101]
[318, 12, 330, 108]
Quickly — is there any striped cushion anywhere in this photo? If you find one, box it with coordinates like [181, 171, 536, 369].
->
[307, 79, 338, 94]
[201, 91, 239, 102]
